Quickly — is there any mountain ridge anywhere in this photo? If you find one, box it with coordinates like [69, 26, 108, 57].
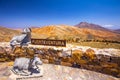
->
[75, 22, 112, 31]
[0, 22, 120, 42]
[31, 24, 120, 42]
[114, 29, 120, 34]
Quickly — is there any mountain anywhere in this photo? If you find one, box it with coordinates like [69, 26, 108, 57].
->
[0, 23, 120, 42]
[114, 29, 120, 34]
[31, 24, 120, 42]
[75, 22, 112, 31]
[31, 25, 84, 39]
[74, 22, 120, 41]
[0, 26, 20, 42]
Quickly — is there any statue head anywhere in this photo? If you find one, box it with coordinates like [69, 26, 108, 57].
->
[22, 28, 31, 34]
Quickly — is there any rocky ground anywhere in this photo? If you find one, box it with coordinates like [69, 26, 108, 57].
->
[0, 62, 119, 80]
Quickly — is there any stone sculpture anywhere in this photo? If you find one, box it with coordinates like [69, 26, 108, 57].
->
[10, 28, 31, 50]
[12, 55, 43, 76]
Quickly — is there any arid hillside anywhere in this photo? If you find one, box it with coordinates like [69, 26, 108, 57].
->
[0, 26, 20, 42]
[0, 23, 120, 43]
[114, 29, 120, 34]
[32, 24, 120, 42]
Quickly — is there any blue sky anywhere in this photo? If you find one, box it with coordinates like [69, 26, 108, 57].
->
[0, 0, 120, 29]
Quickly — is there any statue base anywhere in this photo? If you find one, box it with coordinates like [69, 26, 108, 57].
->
[9, 66, 43, 80]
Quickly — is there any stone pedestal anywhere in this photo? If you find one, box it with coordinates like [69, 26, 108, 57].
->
[8, 66, 43, 80]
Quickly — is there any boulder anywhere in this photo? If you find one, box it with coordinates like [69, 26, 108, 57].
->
[61, 62, 72, 67]
[84, 48, 96, 60]
[72, 50, 83, 57]
[0, 47, 7, 58]
[49, 57, 55, 63]
[57, 52, 63, 58]
[42, 59, 49, 64]
[0, 47, 9, 61]
[101, 62, 118, 68]
[71, 50, 83, 61]
[12, 47, 25, 57]
[102, 68, 119, 77]
[71, 50, 88, 65]
[92, 65, 102, 72]
[4, 47, 12, 54]
[111, 57, 120, 66]
[25, 47, 34, 57]
[97, 54, 111, 62]
[62, 49, 72, 57]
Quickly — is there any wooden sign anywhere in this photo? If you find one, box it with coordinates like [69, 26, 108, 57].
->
[31, 39, 66, 47]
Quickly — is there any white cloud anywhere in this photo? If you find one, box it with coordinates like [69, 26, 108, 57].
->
[103, 24, 114, 28]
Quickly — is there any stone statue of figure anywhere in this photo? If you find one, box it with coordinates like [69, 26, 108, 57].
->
[10, 28, 31, 50]
[12, 54, 43, 76]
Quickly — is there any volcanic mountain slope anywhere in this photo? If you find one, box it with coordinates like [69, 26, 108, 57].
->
[32, 25, 84, 40]
[114, 29, 120, 34]
[31, 24, 120, 42]
[0, 23, 119, 42]
[75, 22, 110, 31]
[75, 22, 120, 41]
[0, 26, 20, 42]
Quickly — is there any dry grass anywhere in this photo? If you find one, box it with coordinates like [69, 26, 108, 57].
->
[72, 42, 120, 49]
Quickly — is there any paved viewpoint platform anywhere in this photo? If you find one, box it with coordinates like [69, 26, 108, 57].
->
[8, 64, 119, 80]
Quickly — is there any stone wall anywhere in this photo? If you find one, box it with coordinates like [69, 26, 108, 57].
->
[0, 46, 120, 78]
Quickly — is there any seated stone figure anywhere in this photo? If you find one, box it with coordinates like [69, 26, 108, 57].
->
[12, 54, 43, 76]
[10, 28, 31, 50]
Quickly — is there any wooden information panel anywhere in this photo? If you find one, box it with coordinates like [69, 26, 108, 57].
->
[31, 39, 66, 47]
